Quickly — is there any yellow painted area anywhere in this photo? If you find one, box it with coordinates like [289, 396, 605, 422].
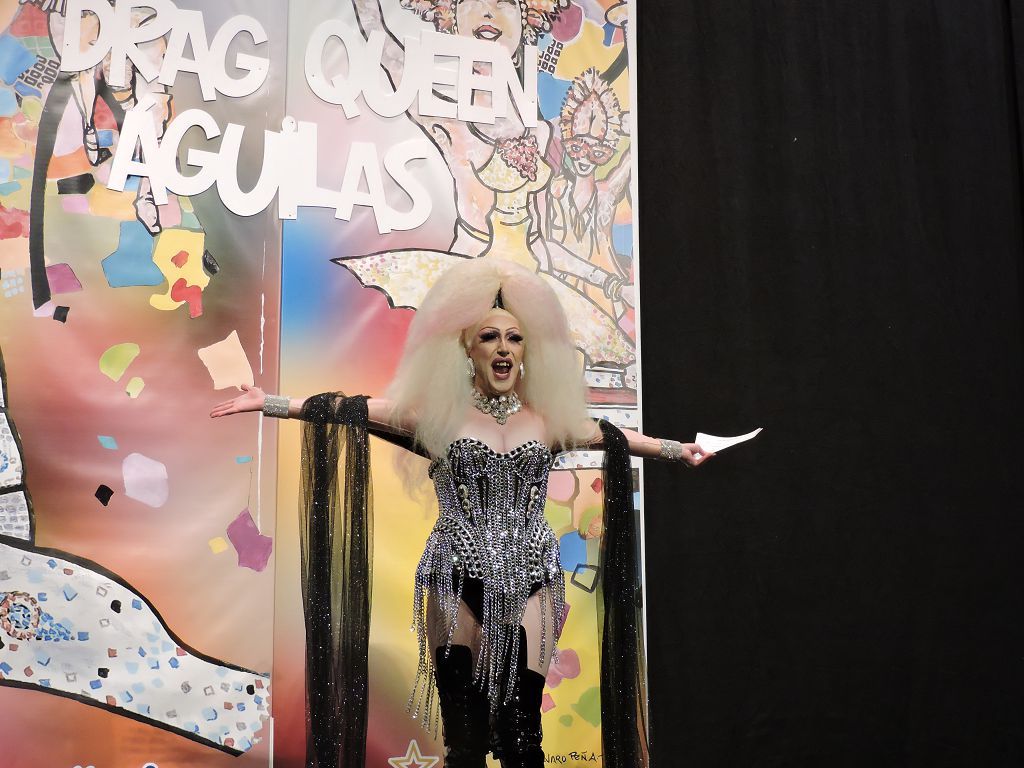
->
[20, 98, 42, 124]
[149, 228, 209, 312]
[125, 376, 145, 399]
[208, 537, 229, 555]
[98, 343, 140, 382]
[545, 499, 573, 530]
[87, 183, 136, 220]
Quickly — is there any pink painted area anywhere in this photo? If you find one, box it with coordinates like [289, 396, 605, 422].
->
[227, 508, 273, 572]
[60, 194, 90, 215]
[160, 196, 182, 228]
[547, 470, 576, 502]
[541, 693, 556, 713]
[10, 4, 50, 37]
[557, 602, 570, 636]
[93, 97, 118, 132]
[618, 309, 635, 336]
[0, 204, 29, 239]
[94, 161, 111, 185]
[545, 648, 582, 688]
[53, 101, 88, 157]
[551, 2, 584, 42]
[46, 263, 83, 294]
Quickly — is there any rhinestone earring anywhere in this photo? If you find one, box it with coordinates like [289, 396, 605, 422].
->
[519, 362, 525, 380]
[466, 357, 476, 378]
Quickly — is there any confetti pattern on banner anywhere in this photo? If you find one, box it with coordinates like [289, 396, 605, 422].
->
[0, 414, 23, 488]
[0, 0, 280, 761]
[0, 544, 270, 753]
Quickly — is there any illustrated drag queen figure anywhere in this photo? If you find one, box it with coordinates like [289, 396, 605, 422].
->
[212, 258, 712, 768]
[546, 67, 632, 323]
[342, 0, 635, 368]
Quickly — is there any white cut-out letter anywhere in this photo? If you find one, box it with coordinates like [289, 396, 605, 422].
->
[108, 97, 169, 205]
[382, 139, 435, 232]
[209, 15, 270, 98]
[500, 45, 538, 128]
[61, 0, 115, 73]
[361, 32, 422, 118]
[336, 142, 390, 233]
[158, 9, 213, 99]
[160, 109, 221, 196]
[215, 124, 283, 217]
[418, 31, 458, 119]
[304, 19, 364, 118]
[108, 0, 178, 88]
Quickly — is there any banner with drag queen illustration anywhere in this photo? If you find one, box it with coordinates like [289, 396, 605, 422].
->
[0, 0, 640, 765]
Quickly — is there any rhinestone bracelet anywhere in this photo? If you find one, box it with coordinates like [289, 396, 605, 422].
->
[262, 394, 291, 419]
[658, 439, 684, 461]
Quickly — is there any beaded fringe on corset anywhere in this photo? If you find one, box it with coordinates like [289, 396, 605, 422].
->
[407, 438, 565, 727]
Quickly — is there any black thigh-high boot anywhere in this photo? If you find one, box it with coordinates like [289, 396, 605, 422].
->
[435, 645, 491, 767]
[494, 628, 546, 768]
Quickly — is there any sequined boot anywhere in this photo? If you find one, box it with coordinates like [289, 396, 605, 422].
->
[435, 645, 490, 767]
[494, 632, 546, 768]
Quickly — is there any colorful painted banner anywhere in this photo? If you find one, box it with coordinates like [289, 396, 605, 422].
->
[0, 1, 639, 765]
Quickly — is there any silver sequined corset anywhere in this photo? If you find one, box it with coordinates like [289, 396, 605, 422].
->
[408, 437, 565, 717]
[422, 437, 560, 590]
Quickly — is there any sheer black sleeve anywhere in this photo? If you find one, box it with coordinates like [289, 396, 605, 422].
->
[597, 419, 650, 767]
[298, 393, 372, 768]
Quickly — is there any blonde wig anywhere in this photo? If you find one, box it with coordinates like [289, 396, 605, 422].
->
[387, 258, 591, 460]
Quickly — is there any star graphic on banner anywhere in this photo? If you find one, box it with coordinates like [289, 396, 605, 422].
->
[387, 739, 440, 768]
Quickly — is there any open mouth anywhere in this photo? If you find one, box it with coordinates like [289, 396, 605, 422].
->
[492, 359, 513, 379]
[474, 24, 502, 41]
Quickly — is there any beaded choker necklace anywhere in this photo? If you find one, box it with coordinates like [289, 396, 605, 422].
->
[471, 388, 522, 425]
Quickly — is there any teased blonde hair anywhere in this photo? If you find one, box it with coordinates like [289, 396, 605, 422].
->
[387, 258, 591, 460]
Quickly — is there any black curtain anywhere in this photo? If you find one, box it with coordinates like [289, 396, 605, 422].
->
[639, 1, 1024, 765]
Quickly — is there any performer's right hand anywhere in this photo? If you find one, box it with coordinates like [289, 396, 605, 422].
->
[210, 384, 266, 418]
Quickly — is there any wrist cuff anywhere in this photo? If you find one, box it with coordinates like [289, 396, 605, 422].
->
[263, 394, 291, 419]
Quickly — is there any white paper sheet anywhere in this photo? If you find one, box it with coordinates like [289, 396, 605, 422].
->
[694, 428, 763, 456]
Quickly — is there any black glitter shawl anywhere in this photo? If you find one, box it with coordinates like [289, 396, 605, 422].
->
[597, 419, 650, 768]
[296, 396, 648, 768]
[298, 394, 372, 768]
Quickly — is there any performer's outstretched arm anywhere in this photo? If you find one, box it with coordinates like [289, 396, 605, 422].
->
[210, 385, 414, 439]
[583, 419, 714, 466]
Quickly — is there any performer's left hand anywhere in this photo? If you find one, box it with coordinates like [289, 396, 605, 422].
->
[682, 443, 714, 467]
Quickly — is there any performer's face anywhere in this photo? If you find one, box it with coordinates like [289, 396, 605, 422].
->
[466, 309, 524, 397]
[456, 0, 524, 58]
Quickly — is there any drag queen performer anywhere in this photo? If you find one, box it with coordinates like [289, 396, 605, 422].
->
[211, 260, 712, 768]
